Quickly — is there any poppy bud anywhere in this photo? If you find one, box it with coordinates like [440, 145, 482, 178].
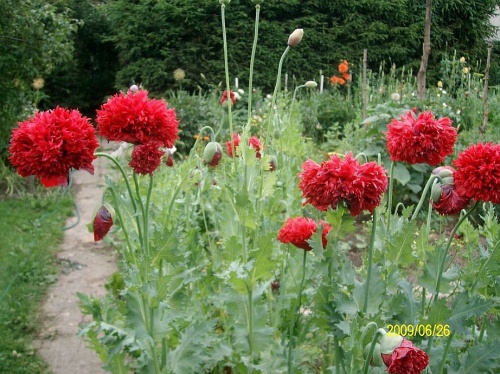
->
[304, 81, 318, 88]
[269, 155, 277, 171]
[203, 142, 223, 167]
[432, 166, 454, 179]
[431, 182, 443, 203]
[93, 205, 114, 241]
[129, 84, 139, 93]
[287, 29, 304, 47]
[166, 152, 174, 167]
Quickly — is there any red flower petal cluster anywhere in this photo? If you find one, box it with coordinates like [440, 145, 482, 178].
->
[453, 142, 500, 204]
[96, 90, 179, 147]
[430, 166, 470, 215]
[386, 111, 457, 166]
[298, 153, 388, 216]
[93, 205, 113, 241]
[129, 142, 165, 175]
[8, 107, 99, 187]
[381, 339, 429, 374]
[277, 217, 331, 251]
[226, 134, 262, 159]
[220, 90, 236, 106]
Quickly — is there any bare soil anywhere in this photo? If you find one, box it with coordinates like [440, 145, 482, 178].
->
[34, 153, 117, 374]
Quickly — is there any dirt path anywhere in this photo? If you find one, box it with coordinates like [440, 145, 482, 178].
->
[34, 152, 117, 374]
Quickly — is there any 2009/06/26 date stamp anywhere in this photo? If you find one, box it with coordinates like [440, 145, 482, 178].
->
[386, 324, 451, 337]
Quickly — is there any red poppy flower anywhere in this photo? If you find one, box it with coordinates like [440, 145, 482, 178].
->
[277, 217, 331, 251]
[96, 90, 179, 147]
[298, 153, 387, 216]
[432, 184, 470, 215]
[93, 205, 113, 241]
[453, 142, 500, 204]
[380, 337, 429, 374]
[226, 134, 262, 158]
[129, 142, 165, 175]
[8, 107, 99, 188]
[220, 90, 236, 106]
[386, 111, 457, 166]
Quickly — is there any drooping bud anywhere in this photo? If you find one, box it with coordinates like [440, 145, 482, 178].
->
[93, 205, 114, 241]
[287, 29, 304, 47]
[203, 141, 223, 167]
[432, 166, 454, 179]
[431, 182, 443, 202]
[304, 81, 318, 88]
[269, 155, 277, 171]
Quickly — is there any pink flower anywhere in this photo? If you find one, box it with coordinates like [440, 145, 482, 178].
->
[277, 217, 331, 251]
[453, 142, 500, 204]
[96, 90, 179, 147]
[8, 107, 99, 187]
[386, 111, 457, 166]
[129, 142, 165, 175]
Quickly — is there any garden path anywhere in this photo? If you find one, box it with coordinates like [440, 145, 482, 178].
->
[34, 143, 118, 374]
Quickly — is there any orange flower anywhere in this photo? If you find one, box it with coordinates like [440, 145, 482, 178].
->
[338, 60, 349, 74]
[330, 76, 346, 86]
[194, 134, 210, 141]
[342, 72, 351, 82]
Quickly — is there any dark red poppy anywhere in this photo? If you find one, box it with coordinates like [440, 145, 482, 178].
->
[386, 111, 457, 166]
[298, 153, 387, 216]
[453, 142, 500, 204]
[8, 107, 99, 188]
[96, 90, 179, 147]
[129, 142, 165, 175]
[94, 205, 113, 241]
[381, 338, 429, 374]
[277, 217, 331, 251]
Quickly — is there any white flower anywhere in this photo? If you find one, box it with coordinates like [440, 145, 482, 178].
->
[390, 92, 400, 101]
[238, 88, 244, 95]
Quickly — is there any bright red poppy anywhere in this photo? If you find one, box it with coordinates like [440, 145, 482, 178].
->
[129, 142, 165, 175]
[277, 217, 331, 251]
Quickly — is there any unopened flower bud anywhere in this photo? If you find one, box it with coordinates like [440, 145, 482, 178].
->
[129, 84, 139, 93]
[432, 166, 454, 179]
[93, 204, 114, 241]
[304, 81, 318, 88]
[269, 155, 277, 171]
[379, 331, 404, 356]
[203, 141, 223, 167]
[431, 182, 443, 202]
[287, 29, 304, 47]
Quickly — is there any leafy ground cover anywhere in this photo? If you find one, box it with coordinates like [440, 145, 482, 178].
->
[0, 191, 73, 373]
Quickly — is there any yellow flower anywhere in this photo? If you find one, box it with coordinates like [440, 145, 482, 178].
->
[437, 81, 443, 88]
[463, 67, 470, 74]
[459, 56, 466, 64]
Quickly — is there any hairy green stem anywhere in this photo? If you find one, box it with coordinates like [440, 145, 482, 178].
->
[363, 209, 378, 314]
[133, 173, 147, 251]
[386, 161, 395, 232]
[362, 328, 385, 374]
[411, 174, 440, 222]
[436, 331, 454, 374]
[220, 4, 236, 165]
[247, 4, 260, 124]
[287, 250, 307, 374]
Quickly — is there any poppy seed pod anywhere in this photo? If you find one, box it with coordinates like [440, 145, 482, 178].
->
[287, 29, 304, 47]
[203, 142, 223, 167]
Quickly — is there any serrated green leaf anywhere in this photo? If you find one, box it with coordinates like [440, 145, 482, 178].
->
[393, 163, 411, 185]
[419, 247, 459, 294]
[386, 220, 417, 267]
[398, 279, 418, 323]
[353, 266, 385, 317]
[261, 171, 277, 198]
[459, 341, 500, 373]
[447, 294, 495, 335]
[250, 232, 277, 284]
[424, 298, 452, 327]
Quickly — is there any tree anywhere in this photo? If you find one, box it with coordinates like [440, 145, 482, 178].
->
[0, 0, 77, 160]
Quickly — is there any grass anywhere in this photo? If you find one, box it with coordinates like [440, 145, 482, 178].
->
[0, 189, 73, 374]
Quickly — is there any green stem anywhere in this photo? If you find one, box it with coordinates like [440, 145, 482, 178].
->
[133, 173, 146, 250]
[436, 331, 454, 374]
[362, 328, 385, 374]
[188, 125, 216, 159]
[334, 336, 341, 374]
[220, 4, 235, 166]
[247, 4, 260, 125]
[363, 208, 378, 314]
[287, 250, 307, 374]
[433, 201, 479, 299]
[470, 239, 500, 293]
[386, 161, 395, 232]
[410, 174, 440, 222]
[143, 174, 154, 257]
[247, 283, 254, 356]
[289, 84, 305, 122]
